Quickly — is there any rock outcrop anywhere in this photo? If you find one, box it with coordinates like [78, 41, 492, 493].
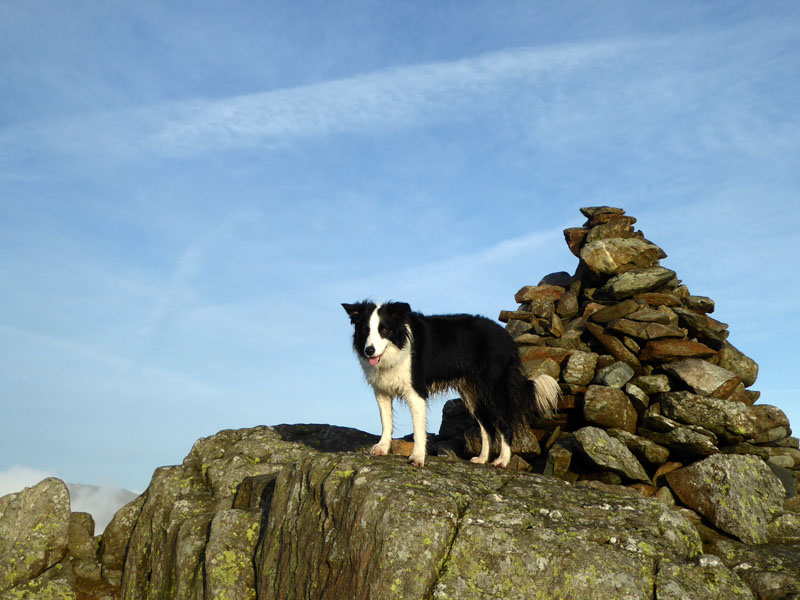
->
[2, 207, 798, 599]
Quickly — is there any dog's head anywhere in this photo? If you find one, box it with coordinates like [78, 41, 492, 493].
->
[342, 301, 411, 367]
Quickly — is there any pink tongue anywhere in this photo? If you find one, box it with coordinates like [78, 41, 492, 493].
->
[369, 356, 381, 366]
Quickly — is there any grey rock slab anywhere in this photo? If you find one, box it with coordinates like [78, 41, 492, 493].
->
[655, 556, 755, 600]
[665, 454, 785, 544]
[664, 359, 738, 396]
[583, 385, 638, 433]
[562, 350, 598, 386]
[717, 343, 759, 387]
[594, 361, 635, 389]
[574, 426, 651, 483]
[660, 392, 789, 444]
[256, 450, 706, 600]
[607, 428, 670, 465]
[598, 266, 677, 299]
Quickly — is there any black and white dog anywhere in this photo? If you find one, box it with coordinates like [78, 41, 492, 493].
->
[342, 301, 560, 467]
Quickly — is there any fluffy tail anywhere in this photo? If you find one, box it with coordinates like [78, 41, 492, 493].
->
[531, 374, 561, 419]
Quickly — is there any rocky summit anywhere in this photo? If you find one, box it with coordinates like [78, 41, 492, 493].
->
[2, 207, 800, 599]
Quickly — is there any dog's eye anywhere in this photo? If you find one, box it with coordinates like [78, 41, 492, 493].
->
[379, 327, 388, 335]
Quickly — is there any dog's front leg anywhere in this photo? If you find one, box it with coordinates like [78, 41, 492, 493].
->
[406, 392, 427, 467]
[371, 391, 393, 456]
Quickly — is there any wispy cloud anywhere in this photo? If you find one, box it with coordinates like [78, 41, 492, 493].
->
[0, 36, 652, 164]
[2, 23, 797, 176]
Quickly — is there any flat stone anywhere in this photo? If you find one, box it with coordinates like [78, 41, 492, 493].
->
[607, 318, 686, 340]
[624, 383, 650, 413]
[638, 415, 719, 458]
[573, 426, 651, 483]
[626, 307, 678, 325]
[664, 359, 738, 396]
[635, 291, 683, 307]
[514, 284, 566, 304]
[583, 385, 637, 433]
[562, 351, 598, 386]
[544, 437, 575, 480]
[598, 267, 677, 299]
[631, 374, 671, 394]
[584, 216, 638, 242]
[523, 357, 560, 380]
[580, 206, 626, 219]
[665, 454, 785, 544]
[594, 361, 635, 389]
[751, 426, 790, 445]
[580, 238, 666, 275]
[585, 322, 641, 368]
[683, 296, 715, 313]
[639, 339, 716, 362]
[588, 299, 641, 324]
[555, 288, 579, 319]
[608, 429, 670, 465]
[519, 346, 572, 365]
[717, 343, 759, 387]
[672, 307, 729, 349]
[563, 227, 589, 257]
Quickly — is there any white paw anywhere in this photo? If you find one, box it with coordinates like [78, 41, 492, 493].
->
[491, 456, 510, 468]
[408, 453, 425, 467]
[470, 456, 488, 464]
[370, 443, 390, 456]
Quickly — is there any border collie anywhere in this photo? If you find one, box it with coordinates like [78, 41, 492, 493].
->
[342, 301, 560, 467]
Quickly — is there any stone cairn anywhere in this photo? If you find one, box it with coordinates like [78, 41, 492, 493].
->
[440, 206, 798, 541]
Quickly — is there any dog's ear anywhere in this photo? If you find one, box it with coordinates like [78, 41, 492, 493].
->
[384, 302, 411, 321]
[342, 302, 364, 324]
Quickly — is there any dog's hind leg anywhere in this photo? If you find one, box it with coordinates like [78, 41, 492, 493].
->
[371, 391, 393, 456]
[491, 433, 512, 468]
[469, 421, 491, 464]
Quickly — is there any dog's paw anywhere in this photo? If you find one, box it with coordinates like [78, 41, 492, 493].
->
[490, 456, 510, 468]
[370, 443, 390, 456]
[408, 453, 425, 467]
[470, 456, 488, 464]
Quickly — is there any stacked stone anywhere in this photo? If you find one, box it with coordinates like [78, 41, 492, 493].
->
[490, 206, 799, 512]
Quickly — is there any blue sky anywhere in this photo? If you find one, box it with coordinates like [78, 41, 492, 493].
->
[1, 1, 799, 493]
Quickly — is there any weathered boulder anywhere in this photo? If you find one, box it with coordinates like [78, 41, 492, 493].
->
[717, 343, 759, 388]
[119, 424, 377, 600]
[638, 415, 720, 458]
[607, 428, 671, 466]
[654, 555, 755, 600]
[0, 478, 71, 595]
[573, 426, 651, 483]
[583, 385, 638, 433]
[256, 452, 704, 600]
[666, 454, 785, 544]
[699, 519, 800, 599]
[580, 237, 666, 275]
[661, 392, 790, 445]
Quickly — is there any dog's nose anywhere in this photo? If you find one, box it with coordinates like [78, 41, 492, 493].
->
[365, 345, 375, 357]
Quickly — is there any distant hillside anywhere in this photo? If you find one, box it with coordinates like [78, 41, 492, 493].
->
[67, 482, 139, 533]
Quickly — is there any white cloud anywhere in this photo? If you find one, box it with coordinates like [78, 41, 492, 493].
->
[0, 37, 641, 163]
[0, 465, 56, 497]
